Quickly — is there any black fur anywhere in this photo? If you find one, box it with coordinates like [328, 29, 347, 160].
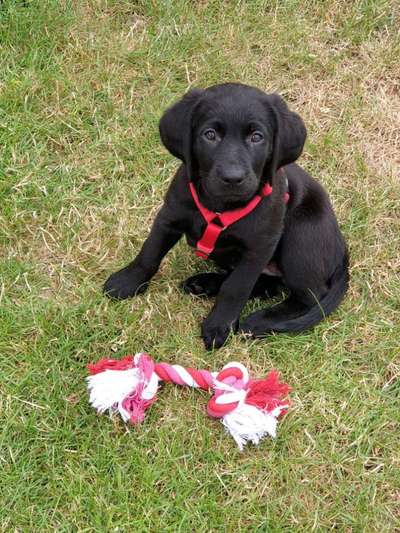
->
[104, 83, 349, 350]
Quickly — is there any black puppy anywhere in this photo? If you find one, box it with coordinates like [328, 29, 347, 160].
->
[104, 83, 349, 350]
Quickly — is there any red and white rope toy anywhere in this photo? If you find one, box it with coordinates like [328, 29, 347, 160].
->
[87, 353, 291, 450]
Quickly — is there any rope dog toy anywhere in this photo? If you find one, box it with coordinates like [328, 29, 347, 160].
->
[87, 353, 291, 450]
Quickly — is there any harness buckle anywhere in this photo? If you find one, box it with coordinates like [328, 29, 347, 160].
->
[195, 221, 225, 259]
[195, 249, 210, 259]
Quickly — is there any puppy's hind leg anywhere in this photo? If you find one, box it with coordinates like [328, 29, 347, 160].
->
[250, 273, 283, 299]
[182, 272, 228, 297]
[241, 266, 348, 337]
[240, 293, 313, 337]
[182, 272, 283, 299]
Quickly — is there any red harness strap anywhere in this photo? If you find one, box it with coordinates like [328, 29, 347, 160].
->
[190, 181, 289, 259]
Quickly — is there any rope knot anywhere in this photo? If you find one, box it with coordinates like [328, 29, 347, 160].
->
[207, 362, 249, 418]
[121, 353, 158, 423]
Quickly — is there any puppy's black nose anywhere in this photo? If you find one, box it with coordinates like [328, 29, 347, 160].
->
[220, 169, 246, 185]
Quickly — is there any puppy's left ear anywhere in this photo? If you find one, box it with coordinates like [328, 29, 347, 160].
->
[159, 88, 204, 162]
[265, 94, 307, 179]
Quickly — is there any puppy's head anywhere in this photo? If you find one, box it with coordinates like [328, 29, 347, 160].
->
[159, 83, 306, 204]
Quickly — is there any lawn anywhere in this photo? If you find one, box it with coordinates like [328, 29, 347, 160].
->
[1, 0, 399, 530]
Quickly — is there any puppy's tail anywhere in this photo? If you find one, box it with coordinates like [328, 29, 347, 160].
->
[270, 255, 350, 332]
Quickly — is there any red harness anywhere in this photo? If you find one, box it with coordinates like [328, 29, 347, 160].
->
[190, 180, 289, 259]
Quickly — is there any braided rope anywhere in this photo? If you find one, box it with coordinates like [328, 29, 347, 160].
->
[87, 353, 290, 450]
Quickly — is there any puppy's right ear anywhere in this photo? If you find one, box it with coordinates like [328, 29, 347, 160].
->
[159, 89, 204, 162]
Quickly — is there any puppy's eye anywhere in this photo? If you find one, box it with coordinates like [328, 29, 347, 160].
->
[204, 129, 217, 141]
[251, 131, 264, 143]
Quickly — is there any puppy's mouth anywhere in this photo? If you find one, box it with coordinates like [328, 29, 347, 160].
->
[223, 190, 253, 201]
[200, 181, 258, 209]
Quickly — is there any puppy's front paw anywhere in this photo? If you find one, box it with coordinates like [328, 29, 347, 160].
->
[201, 317, 237, 350]
[103, 266, 149, 300]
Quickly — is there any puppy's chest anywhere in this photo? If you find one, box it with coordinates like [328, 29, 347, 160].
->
[184, 217, 249, 268]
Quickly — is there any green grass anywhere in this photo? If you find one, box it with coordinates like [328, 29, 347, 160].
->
[1, 0, 399, 530]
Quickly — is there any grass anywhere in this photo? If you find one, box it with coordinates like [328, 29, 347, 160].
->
[0, 0, 399, 530]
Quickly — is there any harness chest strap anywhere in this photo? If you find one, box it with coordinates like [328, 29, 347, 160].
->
[190, 178, 290, 259]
